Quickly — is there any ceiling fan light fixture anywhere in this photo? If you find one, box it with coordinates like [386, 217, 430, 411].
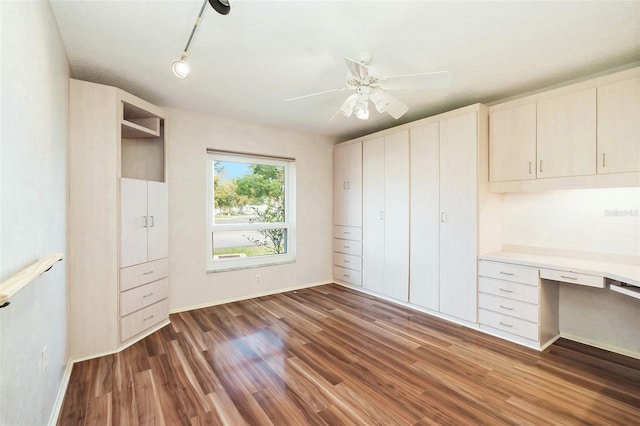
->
[209, 0, 231, 15]
[172, 59, 190, 78]
[355, 101, 370, 120]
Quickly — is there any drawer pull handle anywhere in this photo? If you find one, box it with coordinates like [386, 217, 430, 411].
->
[344, 274, 350, 278]
[343, 260, 350, 263]
[499, 288, 514, 293]
[143, 270, 154, 275]
[143, 293, 154, 298]
[499, 321, 514, 328]
[143, 314, 155, 321]
[499, 305, 514, 311]
[344, 245, 350, 249]
[499, 271, 514, 276]
[343, 231, 350, 235]
[560, 275, 578, 280]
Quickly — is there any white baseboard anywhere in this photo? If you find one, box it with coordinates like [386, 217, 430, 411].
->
[560, 332, 640, 360]
[48, 359, 74, 426]
[169, 280, 332, 314]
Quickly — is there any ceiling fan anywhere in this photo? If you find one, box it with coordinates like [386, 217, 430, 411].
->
[285, 57, 451, 120]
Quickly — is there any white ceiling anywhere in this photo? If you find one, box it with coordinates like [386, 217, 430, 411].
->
[50, 0, 640, 142]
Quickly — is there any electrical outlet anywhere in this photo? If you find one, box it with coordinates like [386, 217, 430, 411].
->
[41, 346, 48, 373]
[256, 274, 261, 284]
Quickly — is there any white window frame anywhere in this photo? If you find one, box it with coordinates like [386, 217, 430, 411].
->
[207, 151, 296, 272]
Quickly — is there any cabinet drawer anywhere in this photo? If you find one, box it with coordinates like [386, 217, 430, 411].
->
[333, 252, 362, 271]
[540, 268, 605, 288]
[478, 293, 539, 323]
[120, 298, 169, 342]
[120, 277, 168, 317]
[120, 258, 169, 292]
[334, 226, 362, 241]
[479, 277, 539, 304]
[334, 266, 362, 286]
[479, 260, 539, 286]
[479, 308, 539, 341]
[333, 239, 362, 256]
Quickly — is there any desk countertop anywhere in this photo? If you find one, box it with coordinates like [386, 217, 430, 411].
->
[479, 250, 640, 288]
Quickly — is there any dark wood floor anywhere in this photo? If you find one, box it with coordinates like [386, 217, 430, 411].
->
[58, 284, 640, 425]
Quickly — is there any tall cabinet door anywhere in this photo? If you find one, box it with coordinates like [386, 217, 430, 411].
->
[147, 181, 169, 261]
[120, 178, 148, 268]
[362, 137, 385, 295]
[439, 112, 479, 323]
[384, 131, 410, 302]
[409, 123, 440, 310]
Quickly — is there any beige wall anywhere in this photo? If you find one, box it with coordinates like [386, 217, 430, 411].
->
[166, 108, 334, 311]
[502, 187, 640, 356]
[0, 1, 70, 424]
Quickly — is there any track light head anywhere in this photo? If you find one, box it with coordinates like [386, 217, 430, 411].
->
[172, 60, 190, 78]
[209, 0, 231, 15]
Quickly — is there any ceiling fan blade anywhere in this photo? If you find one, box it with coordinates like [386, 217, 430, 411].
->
[371, 90, 409, 119]
[344, 57, 370, 83]
[284, 87, 347, 102]
[379, 71, 451, 91]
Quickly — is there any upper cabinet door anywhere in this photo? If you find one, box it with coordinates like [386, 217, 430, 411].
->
[537, 88, 597, 178]
[489, 103, 537, 182]
[147, 181, 169, 261]
[120, 178, 148, 268]
[597, 77, 640, 174]
[333, 141, 362, 227]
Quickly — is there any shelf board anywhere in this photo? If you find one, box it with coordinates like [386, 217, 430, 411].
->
[610, 283, 640, 300]
[121, 119, 160, 138]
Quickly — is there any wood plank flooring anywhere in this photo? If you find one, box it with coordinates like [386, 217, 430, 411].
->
[58, 284, 640, 425]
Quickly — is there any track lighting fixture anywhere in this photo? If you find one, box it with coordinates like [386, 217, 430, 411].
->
[171, 0, 231, 78]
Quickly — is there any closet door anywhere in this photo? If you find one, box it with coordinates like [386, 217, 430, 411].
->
[439, 112, 478, 323]
[345, 141, 363, 227]
[147, 181, 169, 261]
[383, 131, 410, 302]
[362, 137, 385, 294]
[333, 144, 348, 226]
[120, 178, 148, 268]
[409, 123, 440, 310]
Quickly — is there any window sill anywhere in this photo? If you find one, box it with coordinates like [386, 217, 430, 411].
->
[207, 259, 296, 273]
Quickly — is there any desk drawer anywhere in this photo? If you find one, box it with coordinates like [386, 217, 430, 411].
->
[334, 226, 362, 241]
[120, 258, 169, 291]
[333, 239, 362, 256]
[478, 293, 539, 323]
[540, 268, 605, 288]
[334, 266, 362, 286]
[479, 308, 539, 341]
[479, 260, 539, 286]
[120, 277, 168, 317]
[479, 277, 539, 304]
[333, 252, 362, 271]
[120, 298, 169, 342]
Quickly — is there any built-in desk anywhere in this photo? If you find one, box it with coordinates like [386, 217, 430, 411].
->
[478, 249, 640, 350]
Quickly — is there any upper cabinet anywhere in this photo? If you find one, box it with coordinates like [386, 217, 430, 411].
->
[489, 67, 640, 192]
[597, 76, 640, 174]
[489, 103, 536, 182]
[334, 140, 362, 227]
[536, 88, 596, 178]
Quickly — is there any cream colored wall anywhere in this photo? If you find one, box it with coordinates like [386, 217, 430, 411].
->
[166, 108, 334, 311]
[502, 188, 640, 355]
[0, 1, 70, 424]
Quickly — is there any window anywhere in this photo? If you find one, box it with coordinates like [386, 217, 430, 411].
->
[207, 151, 296, 271]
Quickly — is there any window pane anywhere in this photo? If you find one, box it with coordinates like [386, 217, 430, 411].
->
[213, 160, 285, 225]
[212, 229, 288, 258]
